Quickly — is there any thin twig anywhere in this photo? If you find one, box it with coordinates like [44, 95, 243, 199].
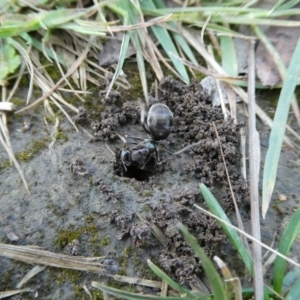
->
[248, 40, 263, 300]
[212, 122, 250, 253]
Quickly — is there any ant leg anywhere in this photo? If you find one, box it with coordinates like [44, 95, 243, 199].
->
[173, 140, 202, 155]
[159, 143, 174, 155]
[157, 140, 203, 165]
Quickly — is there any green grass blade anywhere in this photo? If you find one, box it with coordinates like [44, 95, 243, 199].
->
[0, 41, 21, 80]
[152, 26, 190, 83]
[273, 209, 300, 294]
[220, 36, 238, 76]
[0, 9, 89, 38]
[152, 0, 197, 64]
[262, 36, 300, 218]
[140, 0, 189, 83]
[171, 32, 198, 64]
[178, 223, 227, 300]
[91, 281, 198, 300]
[131, 30, 148, 103]
[147, 260, 201, 298]
[30, 37, 65, 65]
[59, 23, 107, 35]
[242, 286, 274, 299]
[283, 267, 300, 294]
[263, 288, 270, 300]
[39, 9, 88, 28]
[199, 184, 253, 276]
[285, 276, 300, 300]
[115, 0, 148, 103]
[106, 32, 130, 99]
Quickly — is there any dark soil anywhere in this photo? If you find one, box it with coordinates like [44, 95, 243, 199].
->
[0, 76, 254, 299]
[88, 76, 250, 283]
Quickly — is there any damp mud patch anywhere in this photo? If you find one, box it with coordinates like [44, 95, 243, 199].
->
[88, 76, 250, 284]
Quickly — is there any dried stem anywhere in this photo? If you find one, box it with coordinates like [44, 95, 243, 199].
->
[247, 40, 263, 299]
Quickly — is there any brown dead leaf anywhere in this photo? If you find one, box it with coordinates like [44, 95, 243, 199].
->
[256, 26, 300, 87]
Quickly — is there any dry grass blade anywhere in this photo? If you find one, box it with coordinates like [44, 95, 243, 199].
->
[109, 274, 162, 288]
[170, 52, 245, 81]
[108, 14, 172, 32]
[213, 256, 242, 300]
[247, 40, 263, 300]
[83, 285, 93, 300]
[51, 45, 86, 103]
[0, 102, 15, 111]
[0, 288, 33, 299]
[207, 45, 228, 120]
[136, 213, 166, 245]
[17, 265, 47, 288]
[194, 204, 300, 269]
[161, 280, 168, 297]
[141, 24, 164, 82]
[15, 36, 95, 115]
[240, 127, 247, 182]
[7, 37, 34, 105]
[0, 243, 106, 273]
[212, 122, 249, 254]
[0, 117, 29, 193]
[103, 291, 112, 300]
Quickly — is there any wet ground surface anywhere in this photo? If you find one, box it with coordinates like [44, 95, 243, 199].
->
[0, 77, 299, 299]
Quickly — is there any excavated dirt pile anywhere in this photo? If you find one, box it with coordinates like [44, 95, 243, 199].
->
[87, 76, 250, 284]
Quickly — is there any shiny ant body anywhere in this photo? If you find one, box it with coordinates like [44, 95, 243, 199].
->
[117, 103, 200, 173]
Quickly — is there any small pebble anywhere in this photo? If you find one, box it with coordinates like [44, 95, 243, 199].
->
[278, 194, 287, 201]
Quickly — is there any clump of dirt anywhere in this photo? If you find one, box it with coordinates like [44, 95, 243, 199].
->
[63, 239, 81, 256]
[70, 159, 89, 176]
[90, 100, 140, 141]
[94, 178, 120, 203]
[72, 106, 89, 124]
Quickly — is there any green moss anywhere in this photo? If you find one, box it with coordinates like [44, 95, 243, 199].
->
[123, 246, 132, 256]
[10, 96, 25, 107]
[92, 290, 104, 300]
[143, 190, 153, 197]
[55, 219, 100, 250]
[43, 62, 61, 82]
[117, 246, 133, 273]
[141, 204, 150, 212]
[15, 137, 50, 162]
[55, 269, 82, 285]
[56, 131, 68, 142]
[0, 159, 11, 172]
[54, 228, 81, 250]
[99, 236, 110, 246]
[84, 214, 95, 223]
